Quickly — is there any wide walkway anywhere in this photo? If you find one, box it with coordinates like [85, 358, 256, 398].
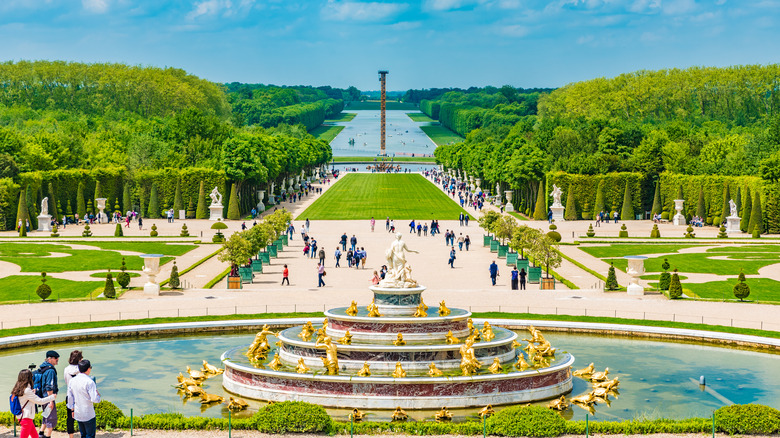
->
[0, 172, 778, 332]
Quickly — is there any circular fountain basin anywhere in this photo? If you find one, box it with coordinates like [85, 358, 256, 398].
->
[222, 346, 574, 409]
[369, 285, 427, 315]
[276, 326, 519, 371]
[325, 308, 470, 342]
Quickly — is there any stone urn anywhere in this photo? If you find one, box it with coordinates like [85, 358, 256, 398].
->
[673, 199, 686, 226]
[624, 256, 647, 296]
[141, 254, 164, 295]
[95, 198, 107, 223]
[505, 190, 515, 212]
[257, 190, 266, 213]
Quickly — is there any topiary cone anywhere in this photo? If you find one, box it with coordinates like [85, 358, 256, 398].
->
[668, 269, 682, 299]
[104, 270, 116, 298]
[732, 270, 750, 301]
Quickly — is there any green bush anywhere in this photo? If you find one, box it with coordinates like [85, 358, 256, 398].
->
[150, 223, 158, 237]
[50, 223, 59, 238]
[82, 223, 92, 237]
[169, 260, 180, 289]
[752, 227, 761, 238]
[586, 224, 595, 237]
[606, 263, 619, 290]
[618, 223, 628, 237]
[668, 270, 682, 299]
[253, 401, 332, 434]
[180, 223, 190, 237]
[718, 225, 728, 238]
[733, 270, 750, 301]
[684, 224, 695, 238]
[36, 272, 52, 300]
[487, 405, 566, 437]
[116, 271, 130, 289]
[56, 400, 125, 430]
[104, 271, 116, 298]
[658, 272, 671, 290]
[715, 404, 780, 435]
[650, 223, 660, 238]
[114, 222, 123, 237]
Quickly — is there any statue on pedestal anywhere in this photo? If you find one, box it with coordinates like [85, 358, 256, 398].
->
[729, 199, 738, 218]
[550, 185, 563, 208]
[41, 197, 49, 215]
[209, 187, 223, 206]
[378, 233, 419, 288]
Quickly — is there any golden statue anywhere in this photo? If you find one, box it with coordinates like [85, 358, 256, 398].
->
[298, 321, 315, 342]
[349, 409, 365, 422]
[184, 385, 204, 397]
[322, 318, 328, 329]
[392, 362, 406, 378]
[227, 397, 249, 411]
[510, 339, 522, 349]
[535, 339, 556, 357]
[246, 324, 276, 360]
[445, 330, 460, 344]
[589, 367, 609, 382]
[186, 366, 206, 381]
[427, 362, 443, 377]
[438, 301, 451, 317]
[176, 373, 201, 388]
[434, 407, 452, 421]
[337, 330, 353, 345]
[392, 406, 408, 422]
[481, 322, 495, 341]
[314, 336, 339, 375]
[346, 301, 358, 316]
[420, 299, 428, 311]
[201, 360, 223, 375]
[413, 302, 427, 317]
[268, 353, 283, 370]
[594, 377, 620, 391]
[478, 404, 495, 418]
[488, 357, 502, 374]
[573, 362, 594, 377]
[514, 355, 530, 371]
[315, 327, 327, 344]
[531, 354, 550, 369]
[525, 325, 546, 344]
[367, 300, 382, 317]
[570, 391, 597, 406]
[547, 395, 569, 411]
[357, 362, 371, 377]
[295, 358, 310, 374]
[199, 392, 224, 404]
[459, 337, 482, 376]
[467, 318, 476, 333]
[393, 333, 406, 346]
[590, 387, 611, 400]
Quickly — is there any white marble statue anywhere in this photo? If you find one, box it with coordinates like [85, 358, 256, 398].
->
[550, 184, 563, 207]
[209, 187, 223, 206]
[379, 233, 419, 288]
[40, 197, 49, 216]
[729, 199, 738, 218]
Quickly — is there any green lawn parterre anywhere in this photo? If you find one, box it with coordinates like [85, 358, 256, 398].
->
[420, 124, 464, 146]
[0, 275, 103, 303]
[325, 112, 356, 122]
[310, 125, 344, 143]
[406, 112, 435, 122]
[297, 173, 472, 220]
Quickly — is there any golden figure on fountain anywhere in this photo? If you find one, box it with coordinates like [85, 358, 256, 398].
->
[367, 300, 382, 317]
[392, 406, 409, 421]
[514, 355, 530, 371]
[337, 330, 352, 345]
[459, 337, 483, 376]
[438, 301, 451, 317]
[298, 321, 315, 342]
[346, 301, 358, 316]
[573, 362, 594, 377]
[481, 322, 495, 341]
[413, 302, 427, 317]
[201, 360, 223, 376]
[594, 377, 620, 390]
[547, 395, 569, 411]
[467, 318, 480, 341]
[227, 397, 249, 411]
[392, 362, 407, 378]
[435, 407, 452, 421]
[445, 330, 460, 344]
[488, 358, 502, 374]
[295, 358, 310, 374]
[358, 362, 371, 377]
[427, 362, 443, 377]
[478, 404, 495, 418]
[199, 392, 224, 404]
[393, 333, 406, 346]
[268, 353, 282, 370]
[589, 367, 609, 381]
[314, 336, 339, 375]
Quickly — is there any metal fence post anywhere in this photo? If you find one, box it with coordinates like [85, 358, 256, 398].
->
[586, 413, 589, 438]
[130, 408, 133, 436]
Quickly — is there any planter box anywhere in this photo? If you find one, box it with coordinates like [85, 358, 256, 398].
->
[490, 240, 499, 253]
[238, 266, 254, 284]
[506, 252, 518, 266]
[251, 259, 263, 273]
[227, 275, 242, 290]
[281, 234, 289, 245]
[259, 252, 271, 264]
[541, 278, 555, 290]
[267, 245, 278, 258]
[528, 266, 542, 283]
[497, 244, 508, 258]
[516, 258, 530, 272]
[483, 235, 492, 247]
[275, 240, 284, 252]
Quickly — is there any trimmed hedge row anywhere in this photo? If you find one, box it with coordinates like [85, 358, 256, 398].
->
[2, 402, 777, 435]
[547, 171, 643, 220]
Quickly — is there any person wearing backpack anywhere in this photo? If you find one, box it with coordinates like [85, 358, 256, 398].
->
[63, 350, 83, 438]
[34, 350, 59, 438]
[10, 368, 56, 438]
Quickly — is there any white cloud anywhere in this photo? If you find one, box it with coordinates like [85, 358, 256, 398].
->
[628, 0, 661, 13]
[577, 34, 594, 44]
[498, 24, 530, 37]
[321, 1, 407, 21]
[187, 0, 226, 19]
[425, 0, 470, 11]
[391, 21, 422, 30]
[662, 0, 696, 15]
[82, 0, 109, 14]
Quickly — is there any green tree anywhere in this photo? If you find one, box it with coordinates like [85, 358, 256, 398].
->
[104, 270, 116, 299]
[593, 179, 606, 218]
[36, 272, 52, 301]
[696, 188, 705, 219]
[720, 184, 731, 223]
[529, 235, 562, 279]
[668, 269, 682, 299]
[621, 181, 634, 220]
[47, 182, 59, 223]
[732, 270, 750, 301]
[564, 186, 577, 220]
[532, 182, 547, 220]
[196, 181, 208, 219]
[748, 190, 763, 235]
[651, 180, 661, 216]
[605, 263, 619, 290]
[509, 226, 541, 259]
[148, 184, 159, 218]
[116, 258, 130, 289]
[494, 216, 518, 244]
[741, 186, 751, 232]
[659, 259, 671, 290]
[122, 182, 132, 214]
[227, 182, 240, 220]
[478, 210, 502, 235]
[218, 231, 254, 276]
[16, 186, 28, 236]
[169, 260, 180, 289]
[173, 179, 184, 213]
[95, 180, 102, 199]
[76, 182, 86, 219]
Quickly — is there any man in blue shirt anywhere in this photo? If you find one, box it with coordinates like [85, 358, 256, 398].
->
[489, 261, 499, 286]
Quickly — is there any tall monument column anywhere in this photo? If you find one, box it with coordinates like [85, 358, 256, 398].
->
[378, 70, 389, 156]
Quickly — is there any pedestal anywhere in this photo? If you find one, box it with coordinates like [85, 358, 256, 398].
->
[178, 210, 186, 220]
[624, 256, 646, 296]
[726, 216, 741, 233]
[209, 205, 223, 221]
[626, 283, 644, 296]
[144, 282, 160, 295]
[550, 206, 565, 222]
[673, 213, 686, 226]
[141, 254, 163, 296]
[37, 214, 52, 232]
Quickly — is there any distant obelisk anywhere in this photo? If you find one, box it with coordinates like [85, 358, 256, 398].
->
[378, 70, 388, 156]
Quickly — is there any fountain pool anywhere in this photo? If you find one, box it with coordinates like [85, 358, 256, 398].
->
[0, 328, 777, 422]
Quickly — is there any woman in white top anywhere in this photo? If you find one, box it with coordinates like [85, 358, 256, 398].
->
[11, 368, 57, 438]
[63, 350, 83, 438]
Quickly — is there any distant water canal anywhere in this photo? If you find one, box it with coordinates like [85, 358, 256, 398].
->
[329, 110, 437, 158]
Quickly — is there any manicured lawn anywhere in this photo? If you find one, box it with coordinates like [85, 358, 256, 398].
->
[0, 275, 102, 303]
[706, 245, 780, 253]
[325, 113, 356, 122]
[406, 112, 435, 122]
[331, 156, 436, 162]
[580, 244, 703, 258]
[683, 278, 780, 303]
[89, 272, 140, 278]
[420, 125, 463, 146]
[310, 125, 344, 143]
[0, 243, 182, 272]
[70, 241, 198, 256]
[605, 252, 779, 275]
[296, 174, 472, 220]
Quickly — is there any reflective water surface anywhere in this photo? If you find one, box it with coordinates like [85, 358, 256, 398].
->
[0, 331, 777, 421]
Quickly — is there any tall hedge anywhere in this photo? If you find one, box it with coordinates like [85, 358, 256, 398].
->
[173, 179, 183, 213]
[548, 171, 642, 220]
[532, 184, 547, 220]
[148, 185, 159, 218]
[659, 173, 761, 225]
[227, 183, 240, 220]
[196, 181, 208, 219]
[621, 181, 634, 220]
[651, 180, 661, 216]
[748, 190, 763, 234]
[564, 187, 577, 220]
[593, 180, 606, 217]
[741, 186, 752, 232]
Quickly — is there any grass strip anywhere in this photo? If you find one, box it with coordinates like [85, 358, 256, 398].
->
[508, 211, 529, 221]
[420, 124, 464, 146]
[331, 156, 436, 162]
[204, 267, 230, 289]
[406, 112, 435, 122]
[159, 247, 224, 287]
[559, 251, 612, 285]
[324, 112, 357, 122]
[310, 125, 344, 143]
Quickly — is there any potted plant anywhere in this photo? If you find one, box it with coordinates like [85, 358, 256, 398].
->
[478, 210, 501, 247]
[509, 226, 539, 273]
[218, 232, 254, 289]
[494, 216, 517, 259]
[530, 235, 562, 290]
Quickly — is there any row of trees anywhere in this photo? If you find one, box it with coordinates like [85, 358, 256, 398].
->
[227, 83, 351, 128]
[219, 209, 293, 276]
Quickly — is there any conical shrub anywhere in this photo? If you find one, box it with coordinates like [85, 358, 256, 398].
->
[668, 269, 682, 299]
[732, 271, 750, 301]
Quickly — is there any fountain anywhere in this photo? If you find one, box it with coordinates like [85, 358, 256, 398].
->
[222, 235, 574, 409]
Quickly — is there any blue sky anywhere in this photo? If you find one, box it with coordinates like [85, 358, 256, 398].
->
[1, 0, 778, 90]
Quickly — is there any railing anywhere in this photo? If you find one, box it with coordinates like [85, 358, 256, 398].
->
[1, 304, 777, 332]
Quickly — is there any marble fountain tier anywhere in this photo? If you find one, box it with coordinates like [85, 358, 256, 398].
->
[222, 235, 573, 409]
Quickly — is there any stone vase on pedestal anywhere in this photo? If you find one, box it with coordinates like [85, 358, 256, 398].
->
[141, 254, 164, 295]
[257, 190, 266, 213]
[673, 199, 686, 226]
[505, 190, 514, 212]
[95, 198, 107, 223]
[624, 256, 647, 296]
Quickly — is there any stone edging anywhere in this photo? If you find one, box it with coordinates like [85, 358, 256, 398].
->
[1, 318, 778, 352]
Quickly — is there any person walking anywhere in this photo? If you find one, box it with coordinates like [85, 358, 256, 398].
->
[459, 212, 464, 226]
[370, 217, 375, 232]
[318, 248, 326, 266]
[334, 247, 341, 267]
[417, 223, 422, 236]
[281, 264, 290, 285]
[346, 249, 353, 268]
[66, 360, 101, 438]
[385, 217, 390, 231]
[317, 263, 326, 287]
[137, 216, 142, 230]
[360, 247, 367, 269]
[489, 261, 499, 286]
[340, 233, 348, 251]
[64, 350, 83, 438]
[448, 247, 456, 268]
[37, 350, 59, 438]
[310, 239, 318, 259]
[423, 224, 428, 236]
[11, 369, 57, 438]
[519, 268, 527, 290]
[389, 220, 395, 232]
[457, 233, 465, 251]
[464, 215, 469, 226]
[510, 266, 519, 290]
[464, 235, 471, 251]
[350, 235, 357, 252]
[370, 270, 381, 285]
[409, 219, 415, 233]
